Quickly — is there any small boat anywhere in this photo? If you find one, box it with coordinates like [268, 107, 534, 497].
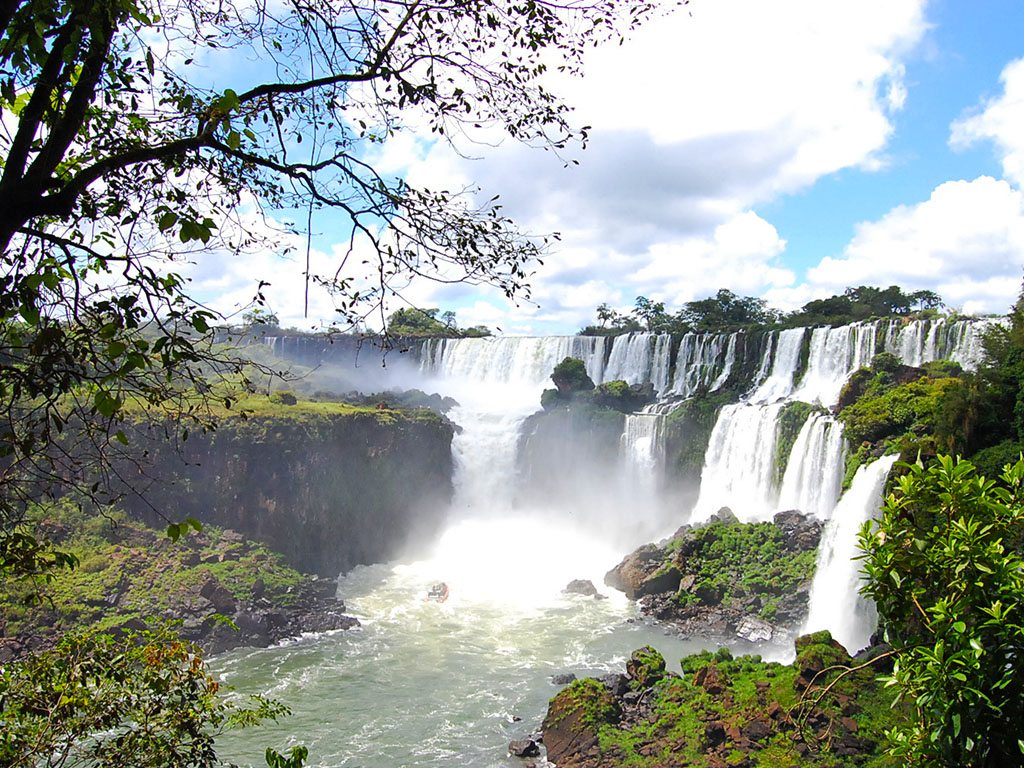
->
[425, 582, 450, 602]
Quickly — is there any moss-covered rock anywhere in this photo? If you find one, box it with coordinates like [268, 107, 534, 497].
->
[605, 514, 823, 640]
[774, 401, 818, 483]
[539, 636, 905, 768]
[552, 356, 597, 394]
[542, 678, 621, 767]
[0, 501, 357, 659]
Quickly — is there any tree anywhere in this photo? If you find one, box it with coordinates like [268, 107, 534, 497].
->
[632, 295, 668, 332]
[0, 624, 291, 768]
[677, 288, 774, 332]
[859, 455, 1024, 767]
[0, 0, 664, 566]
[0, 0, 666, 761]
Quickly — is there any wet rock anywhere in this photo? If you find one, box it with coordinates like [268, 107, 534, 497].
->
[736, 615, 775, 643]
[604, 544, 681, 599]
[599, 673, 629, 697]
[563, 579, 603, 598]
[551, 672, 577, 685]
[199, 578, 237, 613]
[508, 739, 540, 758]
[541, 681, 619, 767]
[703, 721, 726, 748]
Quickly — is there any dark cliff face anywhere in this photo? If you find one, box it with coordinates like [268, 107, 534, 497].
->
[124, 410, 454, 576]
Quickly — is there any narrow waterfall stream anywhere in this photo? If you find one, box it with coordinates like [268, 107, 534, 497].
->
[215, 321, 995, 766]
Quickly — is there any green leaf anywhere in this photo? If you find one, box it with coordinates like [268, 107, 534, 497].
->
[158, 211, 178, 231]
[19, 304, 39, 325]
[114, 430, 129, 445]
[952, 621, 966, 633]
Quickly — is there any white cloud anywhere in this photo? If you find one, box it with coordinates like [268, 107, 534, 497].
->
[361, 0, 930, 332]
[951, 57, 1024, 188]
[800, 177, 1024, 314]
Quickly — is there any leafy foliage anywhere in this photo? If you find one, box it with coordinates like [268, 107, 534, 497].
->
[860, 455, 1024, 767]
[0, 624, 290, 768]
[385, 308, 490, 338]
[551, 357, 596, 393]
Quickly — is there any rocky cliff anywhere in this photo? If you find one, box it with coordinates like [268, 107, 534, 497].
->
[123, 405, 454, 576]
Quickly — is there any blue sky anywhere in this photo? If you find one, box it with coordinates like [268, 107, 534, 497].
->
[184, 0, 1024, 335]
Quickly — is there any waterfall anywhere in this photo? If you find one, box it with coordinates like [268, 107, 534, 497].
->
[671, 333, 733, 397]
[803, 455, 899, 653]
[777, 413, 847, 519]
[708, 333, 739, 391]
[603, 333, 653, 385]
[620, 408, 666, 497]
[791, 323, 877, 407]
[650, 334, 673, 395]
[748, 327, 806, 403]
[420, 336, 606, 387]
[883, 316, 1003, 371]
[692, 402, 785, 522]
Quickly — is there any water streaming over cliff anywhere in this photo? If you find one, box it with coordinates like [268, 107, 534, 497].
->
[214, 317, 998, 764]
[803, 455, 900, 652]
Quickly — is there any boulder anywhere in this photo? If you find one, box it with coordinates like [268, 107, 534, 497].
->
[604, 545, 680, 599]
[508, 739, 540, 758]
[563, 579, 601, 597]
[199, 578, 237, 613]
[541, 680, 619, 767]
[735, 615, 775, 643]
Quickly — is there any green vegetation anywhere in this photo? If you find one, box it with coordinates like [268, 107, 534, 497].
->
[581, 285, 945, 337]
[385, 308, 491, 338]
[0, 500, 309, 643]
[551, 357, 596, 393]
[0, 624, 289, 768]
[549, 633, 902, 767]
[838, 376, 960, 447]
[775, 402, 817, 483]
[541, 358, 653, 413]
[860, 455, 1024, 766]
[667, 521, 817, 622]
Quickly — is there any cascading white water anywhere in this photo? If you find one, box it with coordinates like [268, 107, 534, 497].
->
[620, 408, 665, 497]
[748, 327, 806, 403]
[603, 333, 652, 385]
[671, 332, 734, 397]
[777, 413, 847, 519]
[692, 402, 785, 522]
[708, 333, 739, 391]
[791, 323, 876, 407]
[650, 334, 673, 395]
[803, 455, 899, 653]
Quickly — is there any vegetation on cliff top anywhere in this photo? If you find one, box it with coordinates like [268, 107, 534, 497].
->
[581, 285, 945, 337]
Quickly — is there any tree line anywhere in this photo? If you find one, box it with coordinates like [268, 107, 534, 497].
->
[582, 285, 946, 336]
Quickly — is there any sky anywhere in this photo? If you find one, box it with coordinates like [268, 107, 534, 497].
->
[185, 0, 1024, 335]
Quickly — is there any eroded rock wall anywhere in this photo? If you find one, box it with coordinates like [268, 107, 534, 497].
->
[124, 410, 454, 576]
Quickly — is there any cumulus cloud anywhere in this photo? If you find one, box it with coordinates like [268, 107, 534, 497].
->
[380, 0, 930, 332]
[794, 177, 1024, 314]
[951, 57, 1024, 188]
